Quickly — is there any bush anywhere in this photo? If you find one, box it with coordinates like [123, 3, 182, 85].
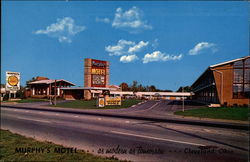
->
[3, 94, 9, 101]
[16, 90, 25, 99]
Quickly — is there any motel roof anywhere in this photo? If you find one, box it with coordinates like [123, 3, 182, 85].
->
[135, 92, 193, 96]
[28, 79, 75, 86]
[210, 55, 250, 68]
[108, 85, 121, 89]
[60, 87, 117, 91]
[191, 56, 250, 88]
[110, 91, 134, 95]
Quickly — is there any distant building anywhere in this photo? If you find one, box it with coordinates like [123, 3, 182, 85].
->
[108, 85, 122, 91]
[135, 92, 192, 100]
[191, 56, 250, 106]
[26, 77, 75, 98]
[1, 87, 6, 101]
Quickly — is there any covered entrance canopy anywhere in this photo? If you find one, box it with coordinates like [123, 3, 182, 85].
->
[28, 79, 75, 98]
[61, 87, 116, 100]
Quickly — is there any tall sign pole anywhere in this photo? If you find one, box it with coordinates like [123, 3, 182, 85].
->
[54, 80, 57, 105]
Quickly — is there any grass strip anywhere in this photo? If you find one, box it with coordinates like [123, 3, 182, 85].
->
[0, 129, 124, 162]
[17, 98, 49, 103]
[2, 98, 49, 103]
[174, 107, 249, 121]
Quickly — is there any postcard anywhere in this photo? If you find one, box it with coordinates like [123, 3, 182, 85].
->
[1, 1, 249, 162]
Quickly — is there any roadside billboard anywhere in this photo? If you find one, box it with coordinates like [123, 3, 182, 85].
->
[6, 71, 20, 92]
[105, 96, 121, 106]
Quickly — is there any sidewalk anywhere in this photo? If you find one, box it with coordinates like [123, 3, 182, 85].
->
[1, 102, 249, 130]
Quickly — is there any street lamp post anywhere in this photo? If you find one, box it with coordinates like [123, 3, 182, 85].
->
[49, 83, 52, 105]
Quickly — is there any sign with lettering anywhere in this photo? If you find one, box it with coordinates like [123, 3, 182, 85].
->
[98, 97, 105, 107]
[105, 96, 122, 106]
[91, 59, 107, 87]
[92, 60, 106, 68]
[91, 69, 106, 75]
[6, 71, 20, 92]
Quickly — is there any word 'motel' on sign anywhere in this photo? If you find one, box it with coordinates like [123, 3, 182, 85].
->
[91, 59, 107, 87]
[84, 58, 110, 100]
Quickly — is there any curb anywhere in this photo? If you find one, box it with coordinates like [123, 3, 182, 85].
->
[2, 105, 249, 131]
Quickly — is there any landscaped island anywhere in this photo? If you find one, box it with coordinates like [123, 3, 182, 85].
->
[53, 99, 141, 109]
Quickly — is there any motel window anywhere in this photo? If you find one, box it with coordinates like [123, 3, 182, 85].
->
[233, 69, 243, 83]
[233, 58, 250, 98]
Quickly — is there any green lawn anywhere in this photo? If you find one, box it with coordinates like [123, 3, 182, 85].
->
[2, 98, 49, 103]
[174, 107, 249, 121]
[17, 98, 49, 103]
[53, 99, 141, 109]
[0, 129, 124, 162]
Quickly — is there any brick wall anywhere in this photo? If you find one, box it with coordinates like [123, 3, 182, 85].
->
[213, 64, 249, 106]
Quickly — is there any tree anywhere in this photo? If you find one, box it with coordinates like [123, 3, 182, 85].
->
[177, 86, 191, 92]
[131, 80, 138, 92]
[138, 84, 146, 92]
[26, 77, 37, 87]
[120, 82, 129, 91]
[149, 85, 156, 92]
[163, 89, 173, 92]
[16, 86, 26, 99]
[120, 81, 173, 92]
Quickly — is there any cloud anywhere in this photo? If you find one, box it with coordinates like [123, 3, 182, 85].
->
[120, 54, 139, 63]
[96, 17, 110, 23]
[33, 17, 86, 43]
[105, 40, 135, 56]
[189, 42, 217, 55]
[105, 39, 148, 56]
[128, 41, 149, 53]
[142, 51, 183, 64]
[112, 6, 152, 33]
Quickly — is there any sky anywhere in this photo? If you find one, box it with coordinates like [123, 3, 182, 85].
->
[2, 1, 249, 91]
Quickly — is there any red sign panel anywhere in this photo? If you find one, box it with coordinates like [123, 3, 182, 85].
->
[91, 59, 107, 87]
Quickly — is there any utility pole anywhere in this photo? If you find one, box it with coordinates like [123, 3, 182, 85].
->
[54, 80, 57, 105]
[182, 86, 185, 112]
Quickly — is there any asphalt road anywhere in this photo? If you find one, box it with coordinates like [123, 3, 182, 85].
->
[108, 100, 204, 115]
[1, 104, 249, 162]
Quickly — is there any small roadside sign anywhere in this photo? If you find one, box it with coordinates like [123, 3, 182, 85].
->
[98, 97, 105, 107]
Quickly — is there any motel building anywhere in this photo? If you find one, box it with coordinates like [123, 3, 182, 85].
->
[26, 77, 75, 98]
[60, 58, 193, 100]
[24, 56, 249, 106]
[25, 58, 193, 101]
[134, 92, 193, 100]
[191, 56, 250, 107]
